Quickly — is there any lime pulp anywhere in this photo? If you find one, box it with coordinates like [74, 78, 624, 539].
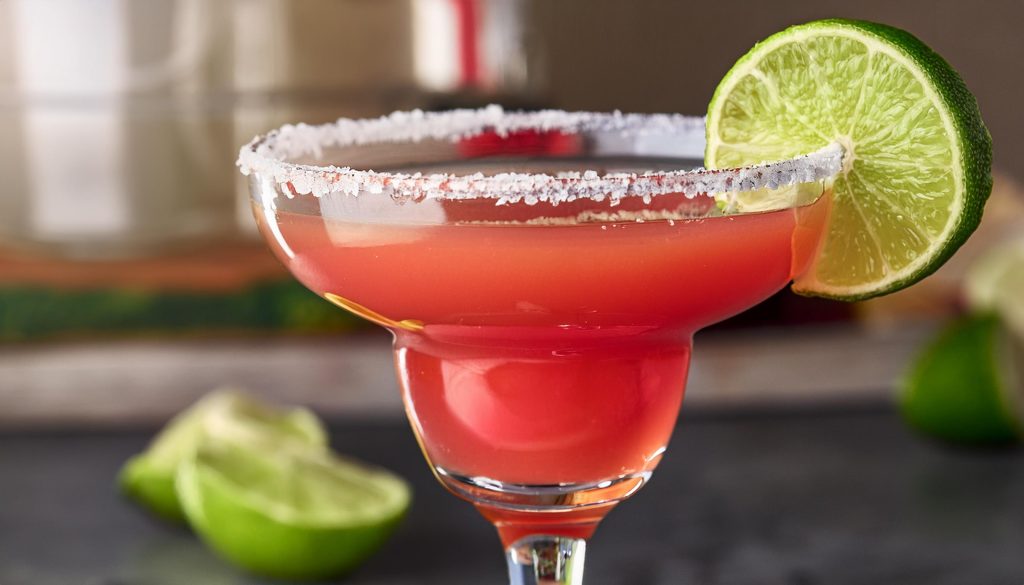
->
[119, 390, 327, 522]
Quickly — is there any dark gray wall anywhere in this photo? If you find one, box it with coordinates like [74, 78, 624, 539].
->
[535, 0, 1022, 180]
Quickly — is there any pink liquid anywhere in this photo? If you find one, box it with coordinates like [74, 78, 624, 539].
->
[256, 193, 827, 543]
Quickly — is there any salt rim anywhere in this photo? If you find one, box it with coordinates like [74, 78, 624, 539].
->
[237, 104, 843, 205]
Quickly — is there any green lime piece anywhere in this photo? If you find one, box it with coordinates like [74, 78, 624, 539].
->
[176, 439, 411, 581]
[120, 455, 187, 523]
[900, 313, 1023, 444]
[706, 19, 992, 300]
[119, 390, 327, 523]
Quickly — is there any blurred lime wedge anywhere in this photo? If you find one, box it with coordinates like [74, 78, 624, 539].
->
[900, 313, 1023, 444]
[966, 238, 1024, 337]
[176, 439, 411, 581]
[706, 19, 992, 300]
[119, 390, 327, 523]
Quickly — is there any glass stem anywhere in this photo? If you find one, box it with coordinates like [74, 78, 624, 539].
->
[506, 535, 587, 585]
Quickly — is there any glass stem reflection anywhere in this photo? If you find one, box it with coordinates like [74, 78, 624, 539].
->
[506, 535, 587, 585]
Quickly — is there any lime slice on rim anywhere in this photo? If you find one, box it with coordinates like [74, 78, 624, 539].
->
[119, 390, 327, 523]
[706, 19, 992, 300]
[176, 439, 411, 581]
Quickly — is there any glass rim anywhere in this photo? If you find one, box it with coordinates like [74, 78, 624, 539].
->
[237, 105, 843, 205]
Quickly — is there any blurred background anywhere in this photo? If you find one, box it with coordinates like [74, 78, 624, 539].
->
[1, 0, 1021, 426]
[2, 2, 1024, 585]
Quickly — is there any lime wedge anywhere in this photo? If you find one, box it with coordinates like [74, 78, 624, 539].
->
[706, 19, 992, 300]
[966, 237, 1024, 338]
[119, 390, 327, 523]
[176, 439, 411, 581]
[900, 313, 1023, 444]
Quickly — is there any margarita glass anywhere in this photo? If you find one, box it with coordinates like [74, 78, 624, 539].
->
[239, 106, 842, 584]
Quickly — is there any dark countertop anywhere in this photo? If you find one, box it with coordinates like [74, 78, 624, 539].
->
[2, 407, 1022, 585]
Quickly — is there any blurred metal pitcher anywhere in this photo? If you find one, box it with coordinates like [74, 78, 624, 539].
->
[0, 0, 537, 259]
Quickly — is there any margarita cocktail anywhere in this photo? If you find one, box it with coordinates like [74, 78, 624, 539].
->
[241, 106, 845, 582]
[255, 176, 831, 548]
[239, 14, 994, 582]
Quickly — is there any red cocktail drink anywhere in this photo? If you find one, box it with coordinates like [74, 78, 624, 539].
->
[241, 107, 841, 583]
[256, 182, 829, 543]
